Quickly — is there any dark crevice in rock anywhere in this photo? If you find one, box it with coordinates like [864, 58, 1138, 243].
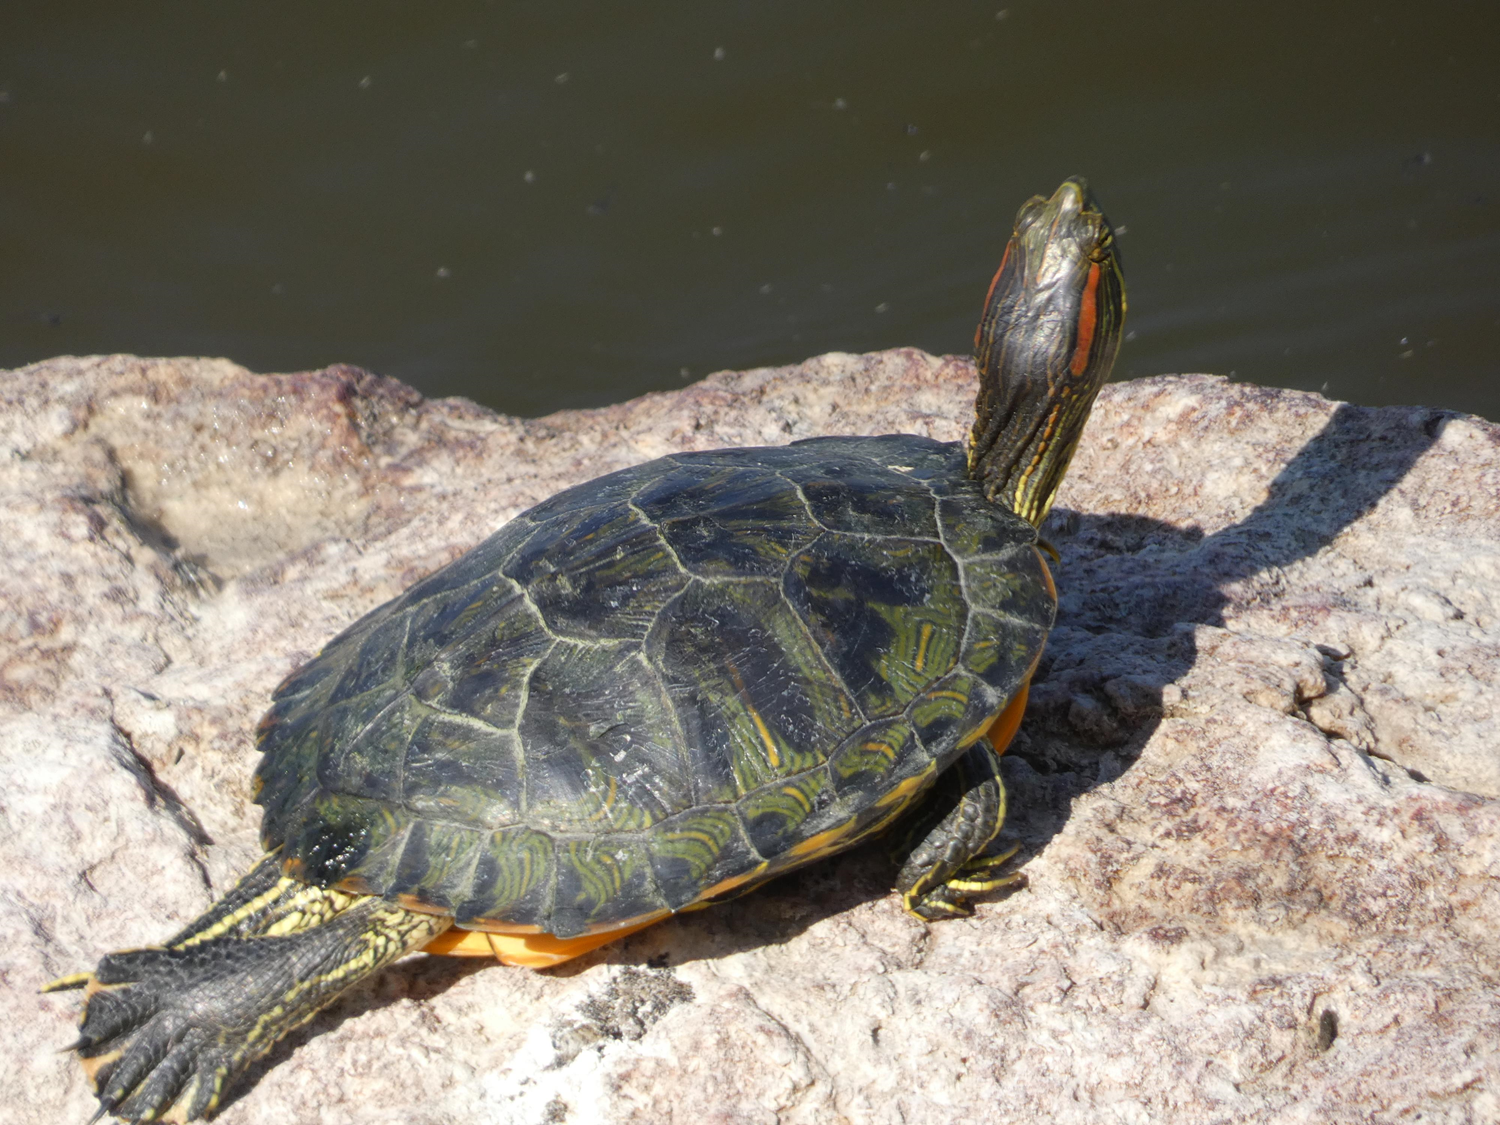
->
[1316, 1008, 1340, 1052]
[106, 715, 214, 858]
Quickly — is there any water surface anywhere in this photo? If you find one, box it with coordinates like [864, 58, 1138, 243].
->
[2, 2, 1496, 419]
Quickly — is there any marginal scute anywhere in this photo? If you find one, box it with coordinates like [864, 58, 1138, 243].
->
[736, 769, 841, 860]
[937, 496, 1034, 558]
[785, 534, 965, 717]
[908, 671, 999, 755]
[329, 802, 413, 896]
[826, 725, 946, 849]
[651, 579, 855, 805]
[390, 819, 487, 913]
[268, 653, 340, 706]
[644, 806, 761, 909]
[551, 838, 665, 937]
[459, 826, 556, 925]
[828, 717, 921, 795]
[259, 653, 351, 758]
[962, 609, 1049, 697]
[960, 551, 1056, 621]
[254, 713, 323, 843]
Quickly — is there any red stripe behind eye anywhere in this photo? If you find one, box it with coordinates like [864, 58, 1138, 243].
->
[1069, 262, 1101, 376]
[976, 244, 1012, 351]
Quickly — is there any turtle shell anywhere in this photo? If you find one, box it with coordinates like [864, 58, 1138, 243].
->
[253, 434, 1053, 938]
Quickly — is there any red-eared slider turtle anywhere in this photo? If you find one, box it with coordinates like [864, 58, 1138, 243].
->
[51, 177, 1124, 1122]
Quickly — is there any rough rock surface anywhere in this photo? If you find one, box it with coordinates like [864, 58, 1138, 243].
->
[3, 351, 1497, 1124]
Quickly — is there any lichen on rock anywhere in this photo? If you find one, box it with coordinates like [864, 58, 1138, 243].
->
[4, 351, 1497, 1123]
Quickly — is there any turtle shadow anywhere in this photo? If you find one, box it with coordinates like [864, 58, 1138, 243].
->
[996, 399, 1448, 859]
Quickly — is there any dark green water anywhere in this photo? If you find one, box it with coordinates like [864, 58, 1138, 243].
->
[3, 2, 1497, 419]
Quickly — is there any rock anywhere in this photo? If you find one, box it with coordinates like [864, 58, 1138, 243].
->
[3, 351, 1497, 1124]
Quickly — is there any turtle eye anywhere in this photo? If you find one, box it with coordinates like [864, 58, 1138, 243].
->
[1089, 229, 1118, 265]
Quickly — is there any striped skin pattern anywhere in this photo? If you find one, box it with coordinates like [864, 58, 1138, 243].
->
[254, 433, 1054, 939]
[968, 177, 1126, 527]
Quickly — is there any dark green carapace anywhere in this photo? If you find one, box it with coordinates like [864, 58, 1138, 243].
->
[257, 435, 1052, 938]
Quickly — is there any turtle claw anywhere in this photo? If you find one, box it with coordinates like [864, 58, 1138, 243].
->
[75, 960, 167, 1056]
[956, 841, 1023, 872]
[83, 1015, 226, 1123]
[943, 842, 1026, 896]
[113, 1035, 214, 1124]
[905, 862, 1026, 920]
[91, 1023, 203, 1123]
[42, 971, 92, 993]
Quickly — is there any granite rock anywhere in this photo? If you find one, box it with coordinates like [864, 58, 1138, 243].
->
[3, 351, 1497, 1124]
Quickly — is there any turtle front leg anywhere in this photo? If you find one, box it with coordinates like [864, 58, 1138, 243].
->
[892, 738, 1024, 920]
[47, 856, 449, 1123]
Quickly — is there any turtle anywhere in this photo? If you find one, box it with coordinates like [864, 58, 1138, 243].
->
[49, 176, 1125, 1123]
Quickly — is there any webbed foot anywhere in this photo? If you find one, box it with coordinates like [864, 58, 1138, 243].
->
[893, 739, 1026, 920]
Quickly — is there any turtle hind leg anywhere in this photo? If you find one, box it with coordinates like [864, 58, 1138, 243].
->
[892, 738, 1025, 921]
[68, 891, 448, 1123]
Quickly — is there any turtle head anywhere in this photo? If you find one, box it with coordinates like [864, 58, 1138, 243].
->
[967, 176, 1126, 526]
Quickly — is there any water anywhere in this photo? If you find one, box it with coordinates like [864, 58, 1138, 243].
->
[2, 1, 1497, 420]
